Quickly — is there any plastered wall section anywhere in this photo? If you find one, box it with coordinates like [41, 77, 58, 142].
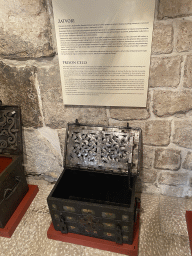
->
[1, 0, 192, 197]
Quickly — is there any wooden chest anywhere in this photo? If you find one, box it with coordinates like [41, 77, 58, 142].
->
[0, 102, 28, 228]
[47, 120, 142, 244]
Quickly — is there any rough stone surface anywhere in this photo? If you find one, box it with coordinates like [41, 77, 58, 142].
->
[149, 56, 182, 88]
[0, 0, 55, 58]
[57, 128, 66, 159]
[140, 194, 190, 255]
[153, 90, 192, 117]
[23, 127, 63, 182]
[158, 0, 192, 19]
[0, 60, 42, 127]
[173, 121, 192, 149]
[64, 106, 108, 127]
[138, 168, 157, 183]
[186, 188, 192, 197]
[154, 148, 181, 170]
[109, 94, 150, 121]
[137, 145, 157, 186]
[176, 20, 192, 53]
[183, 55, 192, 88]
[143, 145, 154, 169]
[160, 184, 185, 197]
[37, 57, 108, 128]
[160, 195, 189, 237]
[182, 152, 192, 170]
[137, 120, 171, 146]
[151, 23, 173, 54]
[136, 182, 160, 194]
[46, 0, 58, 54]
[37, 58, 65, 129]
[158, 172, 188, 186]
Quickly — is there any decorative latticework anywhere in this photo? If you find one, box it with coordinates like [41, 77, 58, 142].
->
[0, 106, 22, 155]
[65, 123, 140, 175]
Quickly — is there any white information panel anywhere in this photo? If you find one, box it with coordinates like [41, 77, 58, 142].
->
[52, 0, 155, 107]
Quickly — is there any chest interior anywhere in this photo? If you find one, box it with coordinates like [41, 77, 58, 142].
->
[51, 168, 135, 207]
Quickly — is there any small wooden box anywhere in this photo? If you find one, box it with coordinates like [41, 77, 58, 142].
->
[0, 102, 28, 228]
[48, 121, 141, 245]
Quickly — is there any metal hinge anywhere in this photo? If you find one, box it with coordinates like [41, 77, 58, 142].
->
[115, 224, 123, 244]
[59, 215, 68, 234]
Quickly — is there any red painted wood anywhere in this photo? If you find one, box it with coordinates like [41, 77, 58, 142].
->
[0, 156, 12, 174]
[47, 213, 139, 255]
[0, 185, 39, 238]
[186, 211, 192, 255]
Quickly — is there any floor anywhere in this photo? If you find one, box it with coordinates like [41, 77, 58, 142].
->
[0, 178, 191, 256]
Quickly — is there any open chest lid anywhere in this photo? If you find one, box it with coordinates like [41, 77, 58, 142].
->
[0, 101, 22, 155]
[65, 120, 142, 176]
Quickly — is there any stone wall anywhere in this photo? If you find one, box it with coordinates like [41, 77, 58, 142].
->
[1, 0, 192, 197]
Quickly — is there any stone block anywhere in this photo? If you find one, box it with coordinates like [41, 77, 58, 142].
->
[182, 152, 192, 170]
[158, 0, 192, 19]
[160, 184, 184, 197]
[0, 0, 55, 58]
[184, 55, 192, 88]
[0, 60, 42, 127]
[158, 172, 188, 186]
[143, 145, 154, 169]
[138, 168, 157, 183]
[153, 90, 192, 117]
[142, 120, 171, 146]
[23, 127, 63, 182]
[154, 148, 181, 170]
[37, 57, 108, 128]
[149, 56, 181, 88]
[186, 187, 192, 197]
[135, 182, 160, 194]
[109, 93, 150, 121]
[46, 0, 58, 54]
[176, 20, 192, 52]
[57, 128, 66, 158]
[151, 23, 173, 54]
[37, 59, 65, 129]
[173, 121, 192, 149]
[63, 107, 108, 127]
